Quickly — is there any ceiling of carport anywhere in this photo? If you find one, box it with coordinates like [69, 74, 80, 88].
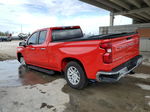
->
[80, 0, 150, 23]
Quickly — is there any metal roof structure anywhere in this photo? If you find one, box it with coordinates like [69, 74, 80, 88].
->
[80, 0, 150, 23]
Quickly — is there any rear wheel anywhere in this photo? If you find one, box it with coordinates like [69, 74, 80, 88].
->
[65, 61, 88, 89]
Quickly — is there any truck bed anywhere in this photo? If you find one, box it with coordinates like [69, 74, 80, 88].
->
[52, 32, 137, 42]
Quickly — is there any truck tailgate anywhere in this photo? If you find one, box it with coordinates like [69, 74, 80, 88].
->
[111, 34, 139, 64]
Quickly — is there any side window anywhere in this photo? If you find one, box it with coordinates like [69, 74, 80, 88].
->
[38, 30, 47, 44]
[27, 32, 39, 45]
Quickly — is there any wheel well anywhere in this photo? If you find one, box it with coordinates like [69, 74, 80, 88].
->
[17, 53, 22, 62]
[61, 58, 85, 72]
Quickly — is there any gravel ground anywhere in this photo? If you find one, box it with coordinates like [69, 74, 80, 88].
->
[0, 41, 149, 112]
[0, 40, 20, 60]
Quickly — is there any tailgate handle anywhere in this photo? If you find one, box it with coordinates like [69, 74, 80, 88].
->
[126, 37, 132, 40]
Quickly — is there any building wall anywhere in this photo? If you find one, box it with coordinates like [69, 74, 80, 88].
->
[137, 28, 150, 38]
[99, 23, 150, 34]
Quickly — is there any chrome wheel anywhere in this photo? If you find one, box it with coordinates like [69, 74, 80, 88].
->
[67, 66, 80, 85]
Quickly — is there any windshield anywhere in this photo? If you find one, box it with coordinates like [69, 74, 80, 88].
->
[52, 28, 83, 41]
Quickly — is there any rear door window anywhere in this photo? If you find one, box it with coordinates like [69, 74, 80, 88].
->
[38, 30, 47, 44]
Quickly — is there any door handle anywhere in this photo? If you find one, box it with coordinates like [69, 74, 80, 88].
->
[40, 48, 46, 50]
[30, 48, 35, 50]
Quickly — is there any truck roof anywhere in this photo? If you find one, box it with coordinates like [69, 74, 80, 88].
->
[50, 26, 80, 30]
[35, 26, 81, 32]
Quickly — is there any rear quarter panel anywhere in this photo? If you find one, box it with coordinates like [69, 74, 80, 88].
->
[47, 40, 111, 79]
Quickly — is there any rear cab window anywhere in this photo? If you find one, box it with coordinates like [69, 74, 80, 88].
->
[52, 28, 83, 41]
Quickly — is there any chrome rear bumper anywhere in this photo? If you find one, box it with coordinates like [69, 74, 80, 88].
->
[96, 55, 143, 82]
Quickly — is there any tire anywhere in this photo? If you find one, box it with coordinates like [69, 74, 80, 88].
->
[20, 57, 26, 65]
[64, 61, 88, 89]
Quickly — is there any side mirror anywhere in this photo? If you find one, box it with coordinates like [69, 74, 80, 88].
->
[19, 41, 26, 47]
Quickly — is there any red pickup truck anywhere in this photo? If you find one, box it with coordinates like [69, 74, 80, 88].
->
[17, 26, 142, 89]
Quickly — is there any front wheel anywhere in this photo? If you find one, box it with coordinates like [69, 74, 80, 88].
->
[64, 61, 88, 89]
[20, 57, 26, 65]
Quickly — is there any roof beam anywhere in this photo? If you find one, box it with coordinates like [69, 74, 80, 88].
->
[145, 11, 150, 16]
[138, 12, 150, 20]
[114, 7, 150, 15]
[130, 14, 150, 22]
[109, 0, 131, 10]
[95, 0, 123, 11]
[80, 0, 115, 11]
[143, 0, 150, 6]
[126, 0, 141, 8]
[125, 14, 146, 23]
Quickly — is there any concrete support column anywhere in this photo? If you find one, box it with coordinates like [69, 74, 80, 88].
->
[110, 12, 114, 26]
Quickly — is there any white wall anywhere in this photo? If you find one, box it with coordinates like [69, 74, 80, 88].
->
[140, 38, 150, 52]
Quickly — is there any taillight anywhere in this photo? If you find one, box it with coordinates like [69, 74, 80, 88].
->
[100, 43, 112, 64]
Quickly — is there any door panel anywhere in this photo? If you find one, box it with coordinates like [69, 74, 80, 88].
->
[25, 45, 37, 64]
[25, 32, 39, 64]
[34, 30, 49, 67]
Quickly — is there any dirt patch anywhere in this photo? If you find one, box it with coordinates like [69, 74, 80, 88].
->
[40, 103, 54, 109]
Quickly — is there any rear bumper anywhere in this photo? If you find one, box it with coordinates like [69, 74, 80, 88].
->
[96, 55, 143, 82]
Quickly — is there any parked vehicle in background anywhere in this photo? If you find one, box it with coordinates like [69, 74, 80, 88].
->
[18, 33, 29, 40]
[0, 35, 12, 42]
[17, 26, 143, 89]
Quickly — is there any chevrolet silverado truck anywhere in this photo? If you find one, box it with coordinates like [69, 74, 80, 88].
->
[17, 26, 143, 89]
